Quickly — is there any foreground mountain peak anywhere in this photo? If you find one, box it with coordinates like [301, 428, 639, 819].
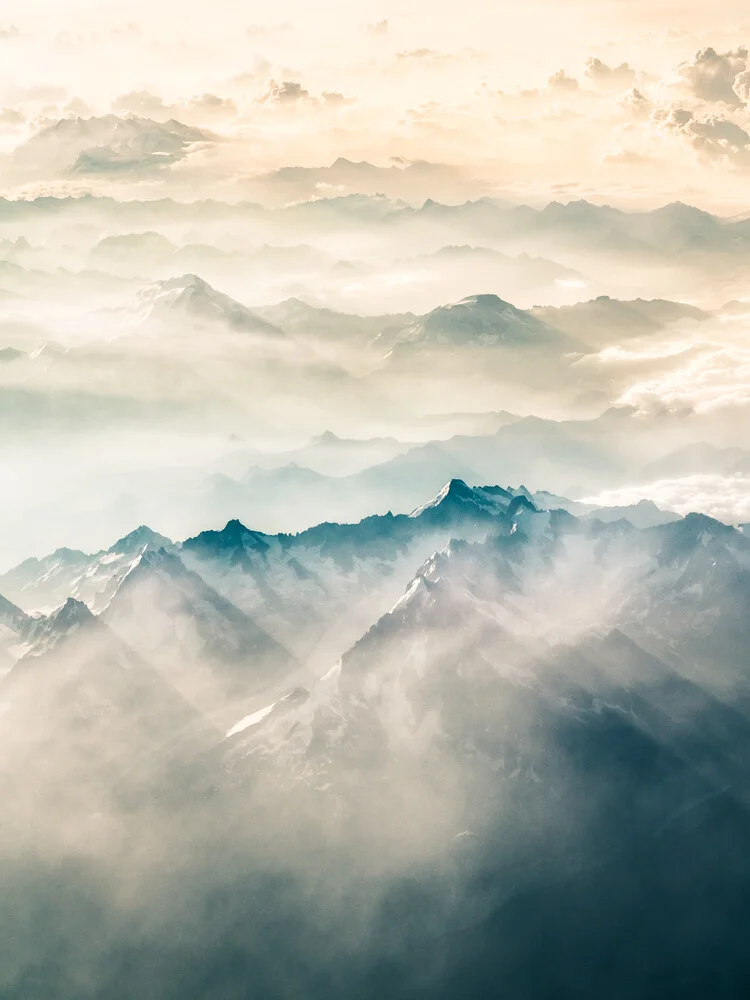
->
[52, 597, 95, 628]
[182, 519, 272, 566]
[410, 479, 517, 519]
[17, 596, 98, 659]
[416, 477, 474, 507]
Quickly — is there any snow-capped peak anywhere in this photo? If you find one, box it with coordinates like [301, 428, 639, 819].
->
[388, 293, 582, 351]
[136, 274, 283, 335]
[410, 478, 473, 515]
[106, 525, 174, 556]
[50, 597, 95, 631]
[409, 479, 514, 519]
[19, 597, 97, 659]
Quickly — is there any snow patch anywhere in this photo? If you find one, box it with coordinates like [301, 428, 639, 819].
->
[226, 702, 276, 738]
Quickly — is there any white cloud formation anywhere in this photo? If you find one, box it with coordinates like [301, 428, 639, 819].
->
[64, 97, 93, 117]
[232, 56, 274, 87]
[0, 107, 24, 125]
[674, 46, 748, 107]
[2, 2, 750, 204]
[733, 70, 750, 104]
[112, 90, 237, 125]
[603, 147, 654, 165]
[255, 80, 354, 112]
[586, 475, 750, 524]
[585, 58, 636, 87]
[113, 90, 169, 117]
[654, 105, 750, 167]
[321, 91, 354, 107]
[617, 341, 750, 414]
[548, 69, 579, 91]
[365, 20, 389, 36]
[621, 87, 651, 116]
[186, 93, 237, 116]
[259, 80, 311, 105]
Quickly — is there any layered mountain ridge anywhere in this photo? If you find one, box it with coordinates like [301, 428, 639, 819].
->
[2, 479, 750, 997]
[1, 478, 743, 710]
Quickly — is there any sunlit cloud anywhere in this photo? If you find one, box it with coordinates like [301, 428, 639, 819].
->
[586, 474, 750, 523]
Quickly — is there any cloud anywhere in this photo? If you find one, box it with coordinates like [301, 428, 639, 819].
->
[259, 80, 311, 105]
[182, 93, 238, 119]
[655, 105, 750, 167]
[113, 90, 169, 117]
[396, 48, 444, 61]
[674, 47, 748, 107]
[321, 92, 354, 107]
[586, 475, 750, 525]
[0, 107, 24, 126]
[63, 97, 93, 117]
[733, 70, 750, 104]
[621, 87, 651, 116]
[112, 91, 237, 124]
[585, 58, 636, 87]
[232, 57, 274, 87]
[548, 69, 579, 91]
[603, 148, 653, 166]
[617, 341, 750, 414]
[0, 24, 20, 39]
[365, 20, 389, 35]
[254, 80, 351, 112]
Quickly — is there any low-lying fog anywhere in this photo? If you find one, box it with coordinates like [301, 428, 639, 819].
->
[2, 182, 750, 1000]
[1, 195, 750, 564]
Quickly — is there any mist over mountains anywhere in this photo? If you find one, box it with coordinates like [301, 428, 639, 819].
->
[1, 192, 749, 567]
[2, 481, 750, 998]
[4, 4, 750, 994]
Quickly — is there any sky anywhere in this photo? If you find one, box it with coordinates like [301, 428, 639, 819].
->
[2, 2, 750, 208]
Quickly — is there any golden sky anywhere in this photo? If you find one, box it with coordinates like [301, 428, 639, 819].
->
[2, 0, 750, 208]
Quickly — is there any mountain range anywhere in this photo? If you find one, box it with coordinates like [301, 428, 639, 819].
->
[9, 114, 212, 178]
[0, 479, 704, 683]
[5, 96, 750, 997]
[3, 479, 750, 996]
